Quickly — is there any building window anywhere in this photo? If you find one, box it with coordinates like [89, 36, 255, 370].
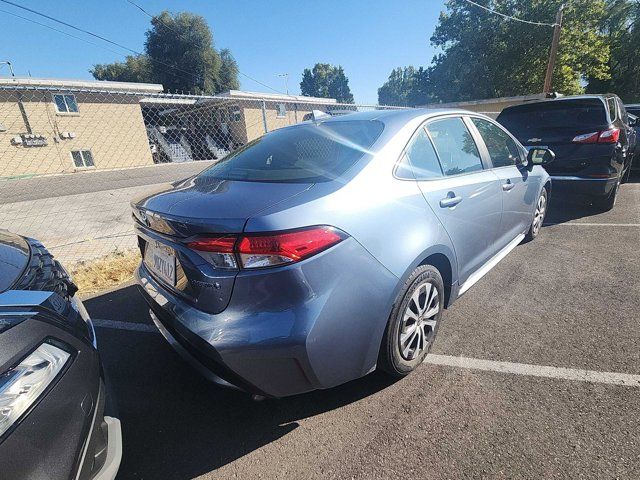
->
[231, 107, 241, 122]
[53, 94, 79, 113]
[276, 103, 287, 118]
[71, 150, 95, 168]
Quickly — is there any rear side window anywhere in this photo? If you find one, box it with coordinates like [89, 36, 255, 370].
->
[198, 120, 384, 183]
[607, 98, 618, 122]
[498, 99, 608, 132]
[426, 117, 483, 176]
[396, 128, 443, 180]
[471, 118, 522, 168]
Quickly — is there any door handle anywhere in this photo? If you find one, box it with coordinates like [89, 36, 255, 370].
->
[440, 194, 462, 208]
[502, 180, 515, 191]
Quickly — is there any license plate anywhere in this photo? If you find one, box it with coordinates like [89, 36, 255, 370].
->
[524, 145, 549, 151]
[144, 240, 176, 286]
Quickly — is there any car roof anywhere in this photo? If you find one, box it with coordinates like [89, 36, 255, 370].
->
[312, 107, 481, 134]
[499, 94, 616, 115]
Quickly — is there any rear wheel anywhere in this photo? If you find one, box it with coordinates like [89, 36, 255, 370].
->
[379, 265, 444, 377]
[595, 178, 620, 211]
[525, 188, 547, 241]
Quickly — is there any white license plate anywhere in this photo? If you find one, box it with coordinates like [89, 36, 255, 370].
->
[144, 241, 176, 286]
[524, 145, 549, 151]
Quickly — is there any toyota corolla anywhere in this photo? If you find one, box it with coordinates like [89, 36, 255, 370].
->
[133, 109, 552, 398]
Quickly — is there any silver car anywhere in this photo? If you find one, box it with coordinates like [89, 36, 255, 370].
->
[133, 109, 552, 398]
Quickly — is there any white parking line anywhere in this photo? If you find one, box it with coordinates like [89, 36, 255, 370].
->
[92, 318, 157, 333]
[545, 222, 640, 227]
[425, 354, 640, 387]
[91, 319, 640, 387]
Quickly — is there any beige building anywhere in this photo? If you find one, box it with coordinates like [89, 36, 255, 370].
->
[0, 77, 163, 178]
[0, 76, 342, 177]
[421, 93, 553, 118]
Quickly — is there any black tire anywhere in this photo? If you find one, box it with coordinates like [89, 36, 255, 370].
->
[525, 188, 548, 242]
[378, 265, 444, 377]
[622, 159, 633, 184]
[594, 178, 620, 212]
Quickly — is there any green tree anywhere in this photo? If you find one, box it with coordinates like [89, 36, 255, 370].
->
[426, 0, 610, 102]
[378, 66, 433, 106]
[90, 11, 239, 95]
[587, 0, 640, 102]
[219, 49, 240, 91]
[91, 55, 152, 84]
[300, 63, 354, 103]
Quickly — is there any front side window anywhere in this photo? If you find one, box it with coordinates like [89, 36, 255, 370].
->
[197, 120, 384, 183]
[276, 103, 287, 118]
[71, 150, 94, 168]
[397, 128, 442, 180]
[53, 94, 78, 113]
[471, 118, 521, 168]
[426, 117, 483, 176]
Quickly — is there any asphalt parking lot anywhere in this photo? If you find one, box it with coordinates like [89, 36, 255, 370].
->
[85, 180, 640, 480]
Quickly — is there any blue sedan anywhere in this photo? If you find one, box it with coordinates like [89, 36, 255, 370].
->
[132, 109, 552, 398]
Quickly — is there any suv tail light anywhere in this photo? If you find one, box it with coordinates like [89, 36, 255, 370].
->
[187, 226, 346, 269]
[572, 128, 620, 144]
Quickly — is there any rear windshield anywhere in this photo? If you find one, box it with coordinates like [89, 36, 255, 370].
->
[197, 120, 384, 183]
[498, 99, 608, 132]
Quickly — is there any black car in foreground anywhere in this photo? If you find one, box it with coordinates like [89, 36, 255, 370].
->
[0, 231, 121, 480]
[498, 94, 636, 210]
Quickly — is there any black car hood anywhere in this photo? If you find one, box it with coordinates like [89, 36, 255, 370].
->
[0, 231, 29, 292]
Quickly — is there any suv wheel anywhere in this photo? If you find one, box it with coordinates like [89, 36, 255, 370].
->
[379, 265, 444, 377]
[525, 188, 547, 241]
[596, 178, 620, 211]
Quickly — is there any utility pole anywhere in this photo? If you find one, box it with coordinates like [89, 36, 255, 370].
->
[276, 73, 289, 95]
[543, 4, 564, 94]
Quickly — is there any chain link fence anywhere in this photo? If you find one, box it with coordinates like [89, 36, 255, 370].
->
[0, 81, 407, 267]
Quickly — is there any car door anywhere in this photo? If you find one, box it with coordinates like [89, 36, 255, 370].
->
[469, 116, 539, 249]
[407, 116, 502, 284]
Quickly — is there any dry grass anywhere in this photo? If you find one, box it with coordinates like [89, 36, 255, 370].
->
[70, 249, 141, 296]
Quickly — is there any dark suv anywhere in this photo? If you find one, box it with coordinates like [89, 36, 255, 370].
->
[497, 94, 636, 209]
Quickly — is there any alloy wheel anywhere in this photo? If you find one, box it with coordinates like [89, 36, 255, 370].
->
[399, 281, 439, 360]
[532, 192, 546, 236]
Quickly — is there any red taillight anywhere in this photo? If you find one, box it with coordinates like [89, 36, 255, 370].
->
[237, 227, 345, 268]
[597, 128, 620, 143]
[186, 226, 346, 269]
[572, 128, 620, 144]
[572, 131, 599, 144]
[186, 236, 236, 253]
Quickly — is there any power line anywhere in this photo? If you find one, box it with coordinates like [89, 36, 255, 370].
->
[0, 0, 206, 86]
[123, 0, 292, 96]
[462, 0, 558, 27]
[0, 7, 128, 61]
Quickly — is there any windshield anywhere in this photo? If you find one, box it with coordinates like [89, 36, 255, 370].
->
[498, 99, 608, 132]
[196, 120, 384, 183]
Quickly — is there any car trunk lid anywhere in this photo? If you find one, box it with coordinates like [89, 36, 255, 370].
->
[132, 177, 313, 314]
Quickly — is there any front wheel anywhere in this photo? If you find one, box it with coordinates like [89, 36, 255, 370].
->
[525, 188, 547, 241]
[378, 265, 444, 377]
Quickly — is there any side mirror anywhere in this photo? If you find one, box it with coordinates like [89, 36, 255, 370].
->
[527, 148, 555, 169]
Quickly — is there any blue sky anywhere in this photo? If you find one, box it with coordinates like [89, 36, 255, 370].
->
[0, 0, 447, 104]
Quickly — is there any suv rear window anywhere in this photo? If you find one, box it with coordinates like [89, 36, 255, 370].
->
[198, 120, 384, 183]
[498, 99, 608, 132]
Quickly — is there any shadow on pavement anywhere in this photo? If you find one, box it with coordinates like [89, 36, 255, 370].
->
[543, 190, 606, 225]
[84, 285, 397, 480]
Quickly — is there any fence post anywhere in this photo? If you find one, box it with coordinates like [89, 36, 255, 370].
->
[261, 100, 268, 133]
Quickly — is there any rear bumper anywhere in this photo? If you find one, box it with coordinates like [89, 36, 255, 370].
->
[135, 237, 399, 398]
[549, 175, 618, 198]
